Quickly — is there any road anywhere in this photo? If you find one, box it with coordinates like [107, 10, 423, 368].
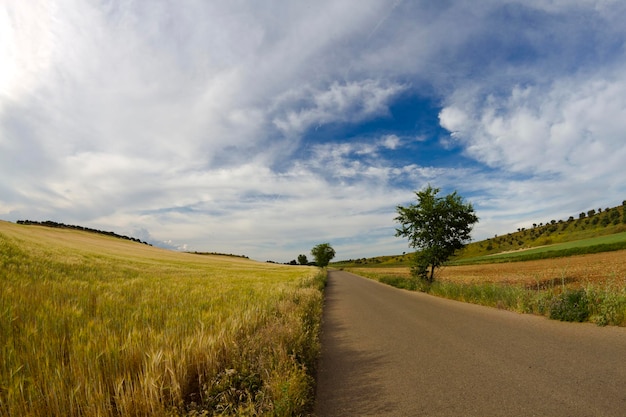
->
[314, 270, 626, 417]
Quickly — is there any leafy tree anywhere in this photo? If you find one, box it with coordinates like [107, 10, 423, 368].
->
[395, 185, 478, 284]
[311, 243, 335, 268]
[297, 254, 308, 265]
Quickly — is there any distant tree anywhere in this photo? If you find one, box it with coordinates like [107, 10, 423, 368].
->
[395, 185, 478, 284]
[587, 209, 596, 217]
[311, 243, 335, 268]
[579, 212, 586, 219]
[297, 254, 308, 265]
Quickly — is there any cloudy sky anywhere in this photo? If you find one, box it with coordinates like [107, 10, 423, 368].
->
[2, 1, 626, 262]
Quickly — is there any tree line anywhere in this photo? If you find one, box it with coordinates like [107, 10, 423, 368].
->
[280, 243, 336, 267]
[16, 220, 152, 246]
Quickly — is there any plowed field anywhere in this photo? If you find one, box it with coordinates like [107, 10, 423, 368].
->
[349, 249, 626, 288]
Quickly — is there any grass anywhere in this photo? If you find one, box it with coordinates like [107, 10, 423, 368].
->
[347, 267, 626, 326]
[449, 232, 626, 265]
[0, 221, 325, 416]
[333, 203, 626, 268]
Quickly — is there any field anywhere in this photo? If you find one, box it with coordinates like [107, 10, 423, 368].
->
[450, 232, 626, 265]
[348, 250, 626, 286]
[345, 249, 626, 326]
[0, 221, 324, 416]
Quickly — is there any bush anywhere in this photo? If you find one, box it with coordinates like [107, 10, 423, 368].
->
[587, 287, 626, 326]
[379, 276, 419, 291]
[549, 289, 590, 322]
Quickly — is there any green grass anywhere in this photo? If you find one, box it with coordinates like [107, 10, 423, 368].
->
[333, 203, 626, 269]
[456, 210, 626, 260]
[449, 232, 626, 265]
[334, 203, 626, 327]
[0, 221, 325, 416]
[350, 268, 626, 326]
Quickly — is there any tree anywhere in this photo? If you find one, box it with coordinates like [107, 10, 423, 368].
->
[297, 254, 308, 265]
[311, 243, 336, 268]
[395, 185, 478, 284]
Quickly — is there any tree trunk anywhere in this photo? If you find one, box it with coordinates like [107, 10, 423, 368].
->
[429, 265, 435, 283]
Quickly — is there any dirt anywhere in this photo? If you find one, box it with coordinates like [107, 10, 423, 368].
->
[351, 250, 626, 288]
[440, 250, 626, 286]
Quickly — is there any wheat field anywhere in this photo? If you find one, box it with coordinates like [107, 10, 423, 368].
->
[0, 221, 324, 416]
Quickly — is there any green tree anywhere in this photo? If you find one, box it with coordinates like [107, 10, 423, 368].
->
[297, 254, 308, 265]
[311, 243, 336, 268]
[395, 185, 478, 284]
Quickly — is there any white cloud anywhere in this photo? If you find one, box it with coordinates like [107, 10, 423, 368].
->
[380, 134, 401, 150]
[439, 70, 626, 181]
[2, 0, 626, 261]
[272, 80, 405, 137]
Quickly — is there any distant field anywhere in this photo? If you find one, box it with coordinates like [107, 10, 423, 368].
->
[348, 249, 626, 286]
[450, 231, 626, 265]
[345, 249, 626, 326]
[0, 221, 323, 416]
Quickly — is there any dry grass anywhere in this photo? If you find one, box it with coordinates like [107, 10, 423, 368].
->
[346, 250, 626, 326]
[348, 250, 626, 287]
[0, 221, 324, 416]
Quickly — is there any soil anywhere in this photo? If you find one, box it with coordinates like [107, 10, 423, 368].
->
[439, 250, 626, 287]
[350, 250, 626, 288]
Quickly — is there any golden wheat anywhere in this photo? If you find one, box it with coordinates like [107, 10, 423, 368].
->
[0, 221, 323, 416]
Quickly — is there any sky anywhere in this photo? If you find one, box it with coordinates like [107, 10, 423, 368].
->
[2, 0, 626, 262]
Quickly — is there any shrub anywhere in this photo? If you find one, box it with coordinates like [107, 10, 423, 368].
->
[587, 287, 626, 326]
[549, 289, 590, 322]
[379, 275, 419, 291]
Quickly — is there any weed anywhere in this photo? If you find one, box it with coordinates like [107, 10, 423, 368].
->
[587, 285, 626, 326]
[379, 275, 419, 291]
[548, 289, 590, 322]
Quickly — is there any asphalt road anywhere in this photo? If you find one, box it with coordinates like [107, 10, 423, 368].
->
[314, 270, 626, 417]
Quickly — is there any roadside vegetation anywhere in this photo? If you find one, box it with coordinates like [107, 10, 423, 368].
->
[335, 201, 626, 326]
[335, 201, 626, 269]
[349, 262, 626, 326]
[0, 221, 325, 416]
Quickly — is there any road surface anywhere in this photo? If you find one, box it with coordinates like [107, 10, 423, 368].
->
[314, 270, 626, 416]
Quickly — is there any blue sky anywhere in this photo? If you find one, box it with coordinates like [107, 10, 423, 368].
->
[2, 1, 626, 262]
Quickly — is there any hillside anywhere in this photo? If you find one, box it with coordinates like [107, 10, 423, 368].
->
[333, 201, 626, 268]
[456, 203, 626, 259]
[0, 220, 323, 416]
